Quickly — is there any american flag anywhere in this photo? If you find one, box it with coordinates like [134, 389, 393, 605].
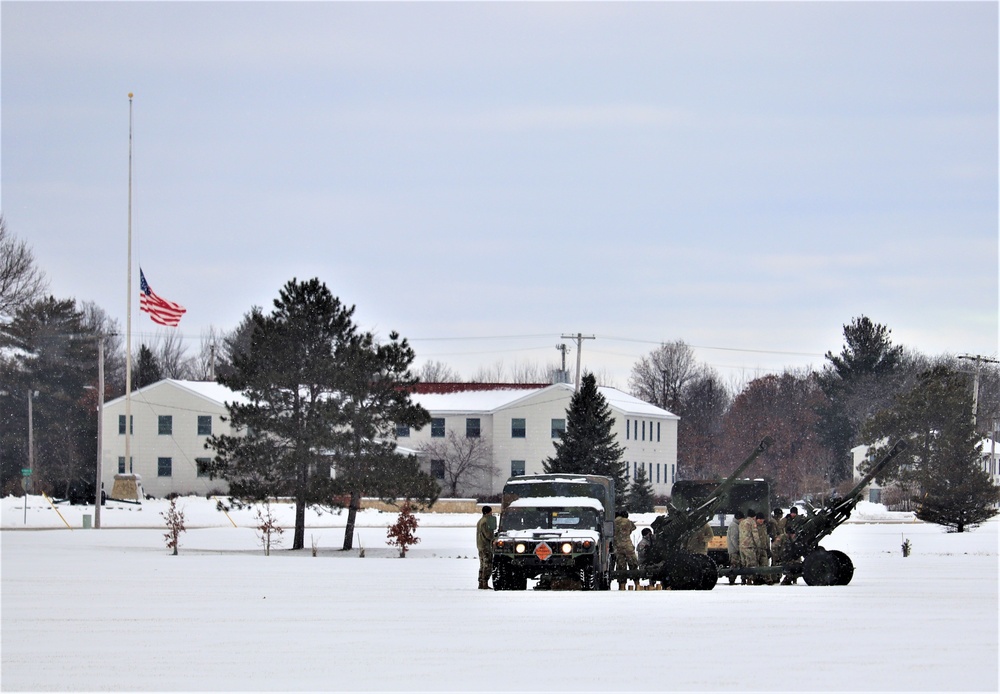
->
[139, 269, 187, 327]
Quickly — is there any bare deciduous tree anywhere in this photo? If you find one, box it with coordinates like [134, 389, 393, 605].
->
[0, 216, 48, 318]
[418, 359, 463, 383]
[420, 430, 497, 497]
[629, 339, 700, 411]
[151, 330, 195, 379]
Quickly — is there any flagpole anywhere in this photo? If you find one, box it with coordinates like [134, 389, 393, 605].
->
[125, 93, 133, 481]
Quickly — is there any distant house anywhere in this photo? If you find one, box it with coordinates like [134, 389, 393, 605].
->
[102, 379, 679, 500]
[101, 380, 244, 499]
[399, 382, 679, 498]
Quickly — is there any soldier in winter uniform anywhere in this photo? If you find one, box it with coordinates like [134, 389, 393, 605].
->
[738, 509, 759, 584]
[686, 521, 714, 556]
[772, 525, 803, 584]
[755, 512, 773, 584]
[636, 527, 654, 587]
[726, 511, 745, 584]
[613, 511, 639, 590]
[476, 506, 497, 589]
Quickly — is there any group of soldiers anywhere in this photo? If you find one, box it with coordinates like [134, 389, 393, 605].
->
[727, 506, 804, 585]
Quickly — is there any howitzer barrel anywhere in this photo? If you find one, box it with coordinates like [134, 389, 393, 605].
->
[846, 439, 908, 501]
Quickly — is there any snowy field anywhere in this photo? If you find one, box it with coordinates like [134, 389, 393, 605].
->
[2, 495, 998, 692]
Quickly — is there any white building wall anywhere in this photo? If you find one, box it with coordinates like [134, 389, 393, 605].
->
[101, 381, 233, 498]
[400, 384, 678, 498]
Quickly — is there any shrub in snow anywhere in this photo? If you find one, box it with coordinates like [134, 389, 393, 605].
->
[161, 498, 186, 556]
[255, 501, 284, 556]
[386, 502, 420, 558]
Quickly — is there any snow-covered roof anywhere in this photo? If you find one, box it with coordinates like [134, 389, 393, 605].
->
[507, 496, 604, 511]
[104, 379, 248, 408]
[411, 382, 676, 418]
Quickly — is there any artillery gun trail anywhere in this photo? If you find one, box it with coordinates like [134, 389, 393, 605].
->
[788, 439, 908, 586]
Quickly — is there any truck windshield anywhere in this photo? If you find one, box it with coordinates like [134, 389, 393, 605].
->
[501, 507, 601, 531]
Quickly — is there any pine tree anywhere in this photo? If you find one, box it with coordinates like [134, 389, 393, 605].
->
[544, 373, 627, 506]
[133, 344, 162, 388]
[627, 465, 655, 513]
[208, 278, 437, 551]
[817, 316, 904, 481]
[863, 365, 1000, 532]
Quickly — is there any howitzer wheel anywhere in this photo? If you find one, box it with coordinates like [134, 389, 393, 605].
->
[828, 550, 854, 585]
[666, 553, 703, 591]
[693, 553, 719, 590]
[803, 549, 838, 586]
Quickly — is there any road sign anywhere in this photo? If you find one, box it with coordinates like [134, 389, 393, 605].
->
[21, 468, 31, 476]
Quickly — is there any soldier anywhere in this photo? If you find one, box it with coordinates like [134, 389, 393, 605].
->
[770, 507, 785, 540]
[773, 525, 803, 584]
[754, 512, 773, 584]
[686, 520, 714, 556]
[636, 527, 654, 587]
[726, 511, 744, 585]
[613, 511, 639, 590]
[738, 509, 759, 584]
[476, 506, 497, 589]
[786, 506, 802, 534]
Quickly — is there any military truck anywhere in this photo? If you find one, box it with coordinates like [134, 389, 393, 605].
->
[670, 478, 771, 568]
[491, 474, 614, 591]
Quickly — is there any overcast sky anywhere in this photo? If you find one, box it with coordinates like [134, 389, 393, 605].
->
[3, 1, 997, 388]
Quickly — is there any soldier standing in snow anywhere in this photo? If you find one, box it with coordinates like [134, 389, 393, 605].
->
[476, 506, 497, 589]
[726, 511, 744, 584]
[636, 527, 654, 587]
[738, 509, 759, 584]
[613, 511, 639, 590]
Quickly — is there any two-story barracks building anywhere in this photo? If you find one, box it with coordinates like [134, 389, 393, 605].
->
[101, 379, 678, 499]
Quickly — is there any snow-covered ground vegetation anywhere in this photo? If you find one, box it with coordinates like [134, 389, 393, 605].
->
[2, 495, 997, 691]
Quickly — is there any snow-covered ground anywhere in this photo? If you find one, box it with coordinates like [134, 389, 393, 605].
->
[2, 495, 997, 692]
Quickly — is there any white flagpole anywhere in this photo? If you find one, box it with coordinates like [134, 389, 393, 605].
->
[125, 93, 133, 482]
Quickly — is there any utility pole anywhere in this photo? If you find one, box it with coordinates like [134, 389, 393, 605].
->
[555, 343, 569, 384]
[94, 338, 105, 529]
[958, 354, 1000, 426]
[560, 333, 595, 391]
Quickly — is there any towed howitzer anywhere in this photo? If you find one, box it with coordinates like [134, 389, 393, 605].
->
[787, 439, 908, 586]
[616, 436, 773, 590]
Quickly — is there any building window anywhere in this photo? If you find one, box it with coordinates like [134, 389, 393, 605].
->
[511, 418, 526, 438]
[431, 418, 445, 438]
[466, 418, 480, 438]
[656, 463, 661, 484]
[633, 461, 638, 479]
[118, 415, 132, 435]
[551, 419, 566, 438]
[430, 459, 445, 480]
[157, 457, 172, 477]
[118, 456, 128, 474]
[626, 420, 630, 440]
[197, 416, 212, 436]
[511, 460, 525, 476]
[657, 421, 661, 442]
[642, 421, 646, 441]
[395, 424, 410, 438]
[625, 463, 630, 480]
[158, 415, 172, 435]
[671, 464, 675, 485]
[196, 458, 211, 477]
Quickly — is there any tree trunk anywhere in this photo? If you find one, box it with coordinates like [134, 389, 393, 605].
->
[342, 489, 361, 550]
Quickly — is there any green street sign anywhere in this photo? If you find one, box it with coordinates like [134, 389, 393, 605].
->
[21, 468, 31, 476]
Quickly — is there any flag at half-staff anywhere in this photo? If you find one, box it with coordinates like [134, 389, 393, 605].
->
[139, 268, 186, 327]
